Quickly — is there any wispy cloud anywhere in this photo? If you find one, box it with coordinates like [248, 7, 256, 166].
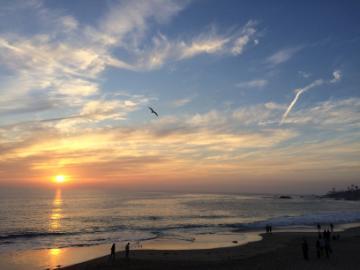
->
[132, 20, 259, 70]
[0, 0, 186, 106]
[1, 95, 359, 188]
[236, 79, 268, 89]
[282, 97, 360, 127]
[0, 1, 260, 128]
[266, 47, 302, 66]
[298, 71, 311, 78]
[171, 97, 194, 107]
[233, 102, 284, 126]
[231, 20, 258, 55]
[98, 0, 185, 46]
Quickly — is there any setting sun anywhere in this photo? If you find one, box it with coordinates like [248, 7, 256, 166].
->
[54, 175, 66, 184]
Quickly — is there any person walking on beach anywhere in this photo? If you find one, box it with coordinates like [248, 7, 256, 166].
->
[125, 242, 130, 260]
[325, 229, 331, 241]
[330, 223, 334, 233]
[319, 237, 325, 256]
[316, 239, 321, 258]
[317, 223, 321, 233]
[325, 238, 332, 259]
[302, 238, 309, 260]
[109, 243, 116, 262]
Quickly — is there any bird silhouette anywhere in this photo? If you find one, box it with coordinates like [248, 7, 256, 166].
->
[148, 106, 159, 117]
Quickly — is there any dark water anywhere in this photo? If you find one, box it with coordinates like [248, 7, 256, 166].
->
[1, 188, 360, 252]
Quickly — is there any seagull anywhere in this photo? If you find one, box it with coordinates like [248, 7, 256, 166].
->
[148, 106, 159, 117]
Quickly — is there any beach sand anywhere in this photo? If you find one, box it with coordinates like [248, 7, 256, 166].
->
[62, 227, 360, 270]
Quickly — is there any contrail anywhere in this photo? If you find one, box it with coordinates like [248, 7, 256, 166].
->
[280, 79, 323, 124]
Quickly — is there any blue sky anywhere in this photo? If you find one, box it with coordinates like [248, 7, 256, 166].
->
[0, 0, 359, 193]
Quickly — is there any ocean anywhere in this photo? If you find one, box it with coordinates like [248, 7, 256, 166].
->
[1, 188, 360, 254]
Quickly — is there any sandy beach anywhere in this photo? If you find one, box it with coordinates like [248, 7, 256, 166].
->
[61, 226, 360, 270]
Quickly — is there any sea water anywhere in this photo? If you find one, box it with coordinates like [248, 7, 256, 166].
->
[1, 188, 360, 253]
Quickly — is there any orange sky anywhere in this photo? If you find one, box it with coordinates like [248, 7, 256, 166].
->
[1, 123, 358, 193]
[0, 1, 359, 194]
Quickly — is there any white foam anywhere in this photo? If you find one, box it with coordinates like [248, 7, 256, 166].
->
[246, 211, 360, 228]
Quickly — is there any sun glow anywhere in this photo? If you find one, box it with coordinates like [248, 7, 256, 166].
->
[49, 248, 61, 256]
[53, 175, 66, 184]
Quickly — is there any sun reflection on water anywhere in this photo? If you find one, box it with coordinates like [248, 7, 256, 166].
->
[49, 248, 61, 256]
[50, 189, 63, 231]
[49, 248, 62, 268]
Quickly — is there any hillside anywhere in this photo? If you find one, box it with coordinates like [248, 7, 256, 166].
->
[323, 185, 360, 200]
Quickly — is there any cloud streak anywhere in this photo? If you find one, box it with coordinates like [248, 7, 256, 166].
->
[281, 70, 343, 124]
[280, 79, 324, 124]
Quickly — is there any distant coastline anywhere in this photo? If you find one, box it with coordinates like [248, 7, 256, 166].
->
[322, 185, 360, 201]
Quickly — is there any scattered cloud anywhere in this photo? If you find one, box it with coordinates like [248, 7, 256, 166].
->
[284, 97, 360, 127]
[330, 70, 341, 83]
[233, 103, 283, 126]
[236, 79, 268, 89]
[1, 94, 359, 186]
[171, 97, 194, 107]
[186, 110, 226, 127]
[133, 20, 259, 70]
[298, 71, 311, 78]
[231, 20, 257, 55]
[0, 1, 261, 129]
[98, 0, 186, 46]
[0, 1, 358, 188]
[266, 47, 302, 66]
[60, 16, 79, 32]
[179, 36, 229, 59]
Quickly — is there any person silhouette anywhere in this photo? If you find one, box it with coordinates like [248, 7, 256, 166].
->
[317, 223, 321, 233]
[302, 238, 309, 260]
[125, 242, 130, 259]
[319, 237, 325, 256]
[325, 238, 331, 258]
[109, 243, 116, 262]
[316, 239, 321, 259]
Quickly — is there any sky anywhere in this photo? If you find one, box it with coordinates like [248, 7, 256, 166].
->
[0, 0, 359, 193]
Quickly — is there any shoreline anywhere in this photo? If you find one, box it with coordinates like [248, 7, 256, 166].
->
[0, 231, 261, 270]
[61, 226, 360, 270]
[1, 223, 360, 270]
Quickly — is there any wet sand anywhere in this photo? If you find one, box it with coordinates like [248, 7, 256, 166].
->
[62, 227, 360, 270]
[0, 231, 261, 270]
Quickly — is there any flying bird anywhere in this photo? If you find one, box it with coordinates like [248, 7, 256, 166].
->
[148, 106, 159, 117]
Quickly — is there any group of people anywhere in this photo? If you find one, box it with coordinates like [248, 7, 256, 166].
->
[265, 224, 272, 233]
[302, 223, 339, 261]
[315, 235, 331, 259]
[317, 223, 334, 234]
[109, 242, 130, 263]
